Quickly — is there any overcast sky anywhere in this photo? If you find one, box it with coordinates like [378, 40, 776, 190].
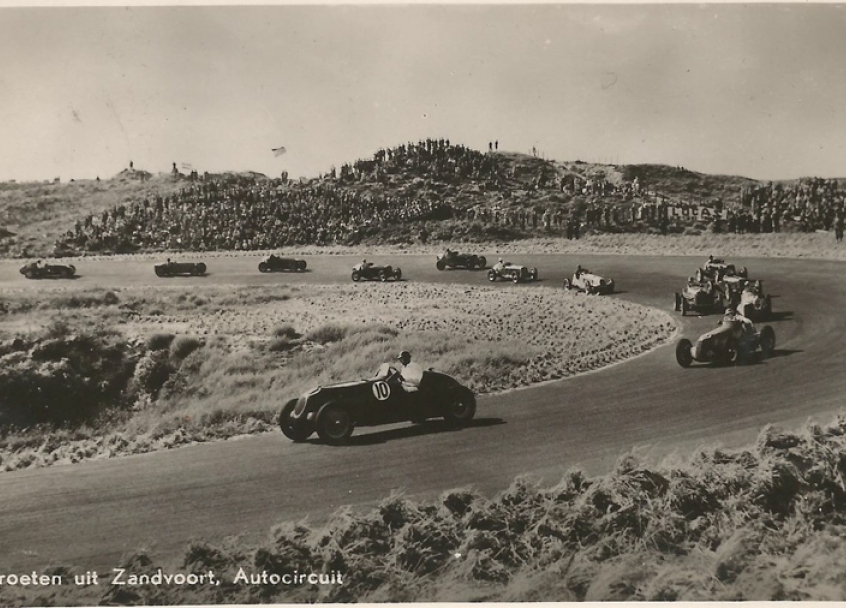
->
[1, 4, 845, 182]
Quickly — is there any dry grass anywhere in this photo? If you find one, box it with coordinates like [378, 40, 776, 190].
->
[5, 414, 846, 606]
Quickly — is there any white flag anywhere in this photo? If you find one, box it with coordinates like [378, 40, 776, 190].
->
[272, 146, 287, 157]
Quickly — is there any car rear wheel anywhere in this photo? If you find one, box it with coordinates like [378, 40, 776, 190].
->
[316, 404, 354, 444]
[674, 293, 681, 311]
[394, 268, 402, 280]
[488, 270, 496, 282]
[530, 268, 538, 281]
[675, 339, 693, 367]
[155, 266, 167, 277]
[436, 259, 446, 271]
[279, 399, 311, 442]
[66, 265, 76, 278]
[681, 298, 689, 316]
[351, 271, 360, 282]
[759, 326, 776, 359]
[195, 263, 207, 275]
[297, 260, 307, 272]
[443, 388, 476, 427]
[379, 270, 388, 282]
[259, 262, 269, 273]
[478, 256, 486, 269]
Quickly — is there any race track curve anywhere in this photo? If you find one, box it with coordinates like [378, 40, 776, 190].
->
[0, 253, 845, 573]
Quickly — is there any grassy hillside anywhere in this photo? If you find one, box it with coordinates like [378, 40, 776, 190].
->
[0, 145, 786, 258]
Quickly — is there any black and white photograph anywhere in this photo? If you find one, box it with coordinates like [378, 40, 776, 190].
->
[1, 3, 846, 605]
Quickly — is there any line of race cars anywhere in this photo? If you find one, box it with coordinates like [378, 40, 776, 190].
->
[673, 256, 777, 369]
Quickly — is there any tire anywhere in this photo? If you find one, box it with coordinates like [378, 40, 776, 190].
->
[563, 278, 571, 290]
[530, 268, 538, 281]
[675, 339, 693, 368]
[297, 260, 307, 272]
[67, 265, 76, 277]
[681, 298, 689, 316]
[512, 273, 520, 284]
[316, 404, 354, 444]
[24, 269, 34, 279]
[394, 268, 402, 281]
[674, 293, 681, 312]
[740, 266, 748, 278]
[258, 262, 269, 273]
[443, 388, 476, 427]
[436, 259, 446, 271]
[759, 326, 776, 359]
[279, 399, 311, 442]
[379, 270, 388, 282]
[478, 256, 486, 269]
[196, 263, 207, 275]
[351, 271, 360, 282]
[488, 270, 496, 282]
[155, 266, 167, 277]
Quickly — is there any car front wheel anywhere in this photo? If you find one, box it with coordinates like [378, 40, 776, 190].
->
[279, 399, 312, 442]
[316, 404, 354, 444]
[675, 339, 693, 367]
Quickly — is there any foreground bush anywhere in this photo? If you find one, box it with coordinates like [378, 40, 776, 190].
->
[4, 414, 846, 607]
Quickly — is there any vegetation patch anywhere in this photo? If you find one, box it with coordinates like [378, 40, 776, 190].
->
[4, 415, 846, 605]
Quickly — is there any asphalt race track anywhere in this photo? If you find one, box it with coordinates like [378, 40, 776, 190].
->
[1, 253, 845, 572]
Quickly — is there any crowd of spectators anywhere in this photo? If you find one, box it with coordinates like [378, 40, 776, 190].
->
[57, 176, 452, 252]
[737, 178, 846, 233]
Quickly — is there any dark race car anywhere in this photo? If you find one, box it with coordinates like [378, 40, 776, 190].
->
[258, 255, 307, 273]
[279, 363, 476, 444]
[436, 249, 487, 271]
[487, 262, 538, 283]
[351, 261, 402, 282]
[154, 259, 207, 277]
[675, 318, 775, 367]
[19, 261, 76, 279]
[674, 277, 732, 316]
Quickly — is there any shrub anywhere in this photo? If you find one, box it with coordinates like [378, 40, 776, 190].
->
[146, 333, 175, 351]
[169, 336, 203, 361]
[272, 324, 301, 340]
[306, 323, 349, 344]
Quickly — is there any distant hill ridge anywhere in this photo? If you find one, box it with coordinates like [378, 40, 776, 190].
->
[0, 141, 843, 257]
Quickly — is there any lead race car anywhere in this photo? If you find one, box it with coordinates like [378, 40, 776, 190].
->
[563, 266, 615, 294]
[674, 276, 731, 316]
[351, 261, 402, 282]
[258, 254, 307, 273]
[436, 249, 487, 271]
[154, 259, 207, 277]
[675, 315, 775, 367]
[738, 279, 773, 322]
[696, 256, 748, 282]
[19, 261, 76, 279]
[487, 260, 538, 283]
[279, 363, 476, 444]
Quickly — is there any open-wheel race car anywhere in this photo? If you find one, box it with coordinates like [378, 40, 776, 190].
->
[351, 261, 402, 282]
[738, 279, 773, 322]
[697, 257, 748, 282]
[674, 277, 732, 316]
[675, 317, 775, 367]
[436, 249, 487, 271]
[563, 266, 615, 294]
[487, 261, 538, 283]
[154, 259, 207, 277]
[278, 364, 476, 444]
[19, 261, 76, 279]
[258, 255, 307, 273]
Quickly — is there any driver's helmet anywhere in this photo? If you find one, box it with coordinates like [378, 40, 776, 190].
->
[724, 307, 737, 318]
[397, 350, 411, 366]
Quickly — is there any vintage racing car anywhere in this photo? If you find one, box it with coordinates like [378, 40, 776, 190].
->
[436, 249, 487, 270]
[278, 363, 476, 444]
[738, 279, 773, 322]
[487, 261, 538, 283]
[562, 267, 615, 294]
[696, 257, 748, 282]
[154, 259, 207, 277]
[675, 318, 775, 367]
[351, 261, 402, 282]
[258, 255, 307, 273]
[674, 277, 732, 316]
[19, 261, 76, 279]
